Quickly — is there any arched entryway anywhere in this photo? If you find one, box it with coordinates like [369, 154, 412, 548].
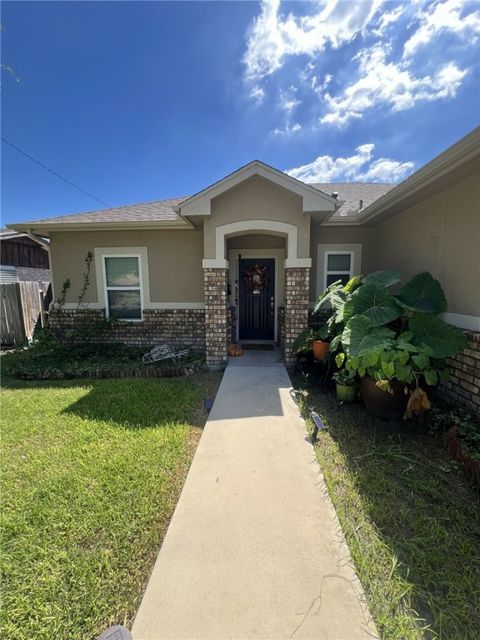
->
[202, 221, 311, 369]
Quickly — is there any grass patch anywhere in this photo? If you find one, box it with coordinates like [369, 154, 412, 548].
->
[294, 380, 480, 640]
[0, 373, 221, 639]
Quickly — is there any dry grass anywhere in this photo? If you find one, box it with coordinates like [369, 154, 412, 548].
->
[294, 380, 480, 640]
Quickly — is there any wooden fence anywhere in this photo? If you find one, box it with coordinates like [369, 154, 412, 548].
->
[1, 282, 51, 345]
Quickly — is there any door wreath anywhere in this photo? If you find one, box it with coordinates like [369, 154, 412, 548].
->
[243, 263, 269, 293]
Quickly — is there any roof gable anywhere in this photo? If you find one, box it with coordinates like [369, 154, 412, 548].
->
[176, 160, 338, 220]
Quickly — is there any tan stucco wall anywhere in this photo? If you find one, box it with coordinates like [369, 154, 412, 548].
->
[368, 171, 480, 316]
[228, 233, 286, 250]
[50, 229, 204, 304]
[49, 169, 479, 316]
[204, 175, 310, 259]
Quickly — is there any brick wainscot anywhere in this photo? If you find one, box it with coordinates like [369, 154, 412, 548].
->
[49, 308, 206, 352]
[438, 331, 480, 414]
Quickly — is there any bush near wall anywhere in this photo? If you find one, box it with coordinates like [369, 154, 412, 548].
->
[2, 342, 204, 380]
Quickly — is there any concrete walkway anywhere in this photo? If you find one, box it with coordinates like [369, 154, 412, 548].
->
[132, 349, 377, 640]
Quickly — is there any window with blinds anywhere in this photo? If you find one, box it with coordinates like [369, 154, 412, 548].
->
[103, 256, 142, 319]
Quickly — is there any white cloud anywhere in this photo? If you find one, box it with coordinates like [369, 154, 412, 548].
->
[403, 0, 480, 58]
[279, 85, 299, 114]
[272, 121, 302, 136]
[312, 73, 332, 95]
[243, 1, 476, 130]
[371, 4, 405, 37]
[286, 143, 414, 183]
[320, 45, 467, 126]
[244, 0, 384, 81]
[249, 85, 265, 104]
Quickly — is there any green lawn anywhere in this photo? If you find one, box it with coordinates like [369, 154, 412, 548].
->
[295, 382, 480, 640]
[0, 374, 220, 640]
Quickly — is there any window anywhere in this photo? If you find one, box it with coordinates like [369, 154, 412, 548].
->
[316, 243, 362, 298]
[103, 255, 143, 320]
[324, 252, 353, 288]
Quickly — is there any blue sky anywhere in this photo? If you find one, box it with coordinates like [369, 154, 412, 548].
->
[2, 0, 479, 224]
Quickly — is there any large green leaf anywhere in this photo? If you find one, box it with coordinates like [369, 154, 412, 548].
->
[343, 283, 403, 327]
[313, 280, 343, 313]
[344, 274, 363, 293]
[329, 334, 342, 352]
[409, 313, 467, 358]
[362, 270, 401, 288]
[395, 272, 447, 314]
[342, 315, 395, 357]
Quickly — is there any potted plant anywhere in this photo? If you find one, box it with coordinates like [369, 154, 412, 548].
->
[342, 317, 462, 418]
[292, 325, 330, 359]
[311, 324, 330, 360]
[331, 271, 467, 418]
[332, 368, 357, 403]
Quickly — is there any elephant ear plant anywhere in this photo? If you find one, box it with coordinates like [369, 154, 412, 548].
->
[312, 274, 363, 353]
[314, 270, 467, 417]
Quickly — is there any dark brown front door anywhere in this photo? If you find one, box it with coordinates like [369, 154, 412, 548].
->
[238, 258, 275, 341]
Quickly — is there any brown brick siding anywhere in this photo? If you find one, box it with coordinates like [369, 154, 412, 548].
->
[438, 331, 480, 414]
[283, 267, 310, 365]
[228, 305, 236, 344]
[277, 306, 285, 353]
[204, 268, 228, 368]
[49, 308, 205, 352]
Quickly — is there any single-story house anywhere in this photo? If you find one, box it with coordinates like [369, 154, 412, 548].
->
[9, 127, 480, 408]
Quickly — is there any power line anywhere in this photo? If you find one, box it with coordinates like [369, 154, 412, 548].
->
[1, 136, 111, 208]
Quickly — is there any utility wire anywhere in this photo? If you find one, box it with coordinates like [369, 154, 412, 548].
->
[1, 136, 111, 208]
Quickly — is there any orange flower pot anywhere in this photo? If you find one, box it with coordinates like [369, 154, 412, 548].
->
[312, 340, 329, 360]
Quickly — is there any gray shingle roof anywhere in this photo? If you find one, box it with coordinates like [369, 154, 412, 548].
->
[311, 182, 396, 219]
[18, 197, 188, 226]
[15, 183, 396, 226]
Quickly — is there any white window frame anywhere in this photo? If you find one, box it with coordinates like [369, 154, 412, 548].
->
[102, 253, 144, 322]
[316, 243, 362, 298]
[323, 250, 354, 290]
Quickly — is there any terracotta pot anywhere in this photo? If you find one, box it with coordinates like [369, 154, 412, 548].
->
[360, 375, 408, 419]
[312, 340, 329, 360]
[336, 383, 356, 403]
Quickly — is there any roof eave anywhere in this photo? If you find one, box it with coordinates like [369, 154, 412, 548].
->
[359, 126, 480, 226]
[320, 217, 362, 227]
[7, 219, 194, 234]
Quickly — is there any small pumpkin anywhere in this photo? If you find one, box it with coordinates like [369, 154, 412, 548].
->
[228, 343, 243, 357]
